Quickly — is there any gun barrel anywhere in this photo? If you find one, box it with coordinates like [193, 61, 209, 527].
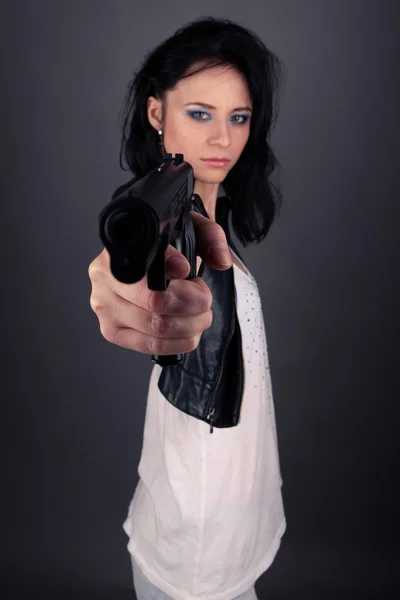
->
[99, 196, 159, 284]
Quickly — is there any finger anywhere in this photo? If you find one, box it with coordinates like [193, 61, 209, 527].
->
[189, 211, 232, 270]
[165, 253, 191, 279]
[110, 327, 203, 355]
[106, 292, 213, 338]
[119, 275, 212, 316]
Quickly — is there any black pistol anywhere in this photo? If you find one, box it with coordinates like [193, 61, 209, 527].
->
[99, 153, 201, 366]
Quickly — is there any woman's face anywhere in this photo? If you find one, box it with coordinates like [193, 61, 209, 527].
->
[147, 65, 252, 186]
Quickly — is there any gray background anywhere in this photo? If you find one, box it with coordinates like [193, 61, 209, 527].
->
[1, 0, 399, 598]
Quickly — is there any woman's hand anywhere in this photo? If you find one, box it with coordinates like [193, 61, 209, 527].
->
[88, 211, 232, 355]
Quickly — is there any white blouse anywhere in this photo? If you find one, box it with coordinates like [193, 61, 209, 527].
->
[122, 251, 287, 600]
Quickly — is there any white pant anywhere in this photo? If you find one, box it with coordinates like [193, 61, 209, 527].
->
[131, 554, 258, 600]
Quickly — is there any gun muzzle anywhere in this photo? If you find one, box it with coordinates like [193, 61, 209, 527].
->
[99, 196, 159, 284]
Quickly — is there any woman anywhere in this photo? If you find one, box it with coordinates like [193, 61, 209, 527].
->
[89, 15, 286, 600]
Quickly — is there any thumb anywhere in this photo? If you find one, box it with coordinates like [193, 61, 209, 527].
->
[189, 210, 232, 270]
[164, 244, 191, 279]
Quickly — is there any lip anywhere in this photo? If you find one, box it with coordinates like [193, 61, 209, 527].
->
[201, 158, 231, 166]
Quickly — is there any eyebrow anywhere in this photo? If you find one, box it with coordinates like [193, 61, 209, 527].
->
[184, 101, 252, 112]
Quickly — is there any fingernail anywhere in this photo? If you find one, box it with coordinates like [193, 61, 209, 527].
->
[208, 245, 232, 266]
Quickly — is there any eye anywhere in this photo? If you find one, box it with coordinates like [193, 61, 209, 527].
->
[231, 114, 250, 125]
[186, 110, 210, 120]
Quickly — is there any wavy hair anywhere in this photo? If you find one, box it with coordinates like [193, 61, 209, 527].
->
[117, 16, 284, 247]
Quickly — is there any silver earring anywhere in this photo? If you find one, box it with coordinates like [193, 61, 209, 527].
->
[158, 128, 166, 155]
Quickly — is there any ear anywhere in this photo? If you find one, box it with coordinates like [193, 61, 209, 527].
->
[147, 96, 163, 131]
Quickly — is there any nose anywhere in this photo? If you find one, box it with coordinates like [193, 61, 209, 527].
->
[208, 121, 232, 148]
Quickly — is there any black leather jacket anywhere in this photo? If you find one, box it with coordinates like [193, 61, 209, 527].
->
[111, 180, 248, 435]
[158, 193, 247, 434]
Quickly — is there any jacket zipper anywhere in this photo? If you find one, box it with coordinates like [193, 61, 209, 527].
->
[206, 306, 235, 434]
[206, 267, 247, 434]
[208, 407, 216, 434]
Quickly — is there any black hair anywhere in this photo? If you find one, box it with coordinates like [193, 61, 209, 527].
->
[118, 16, 285, 247]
